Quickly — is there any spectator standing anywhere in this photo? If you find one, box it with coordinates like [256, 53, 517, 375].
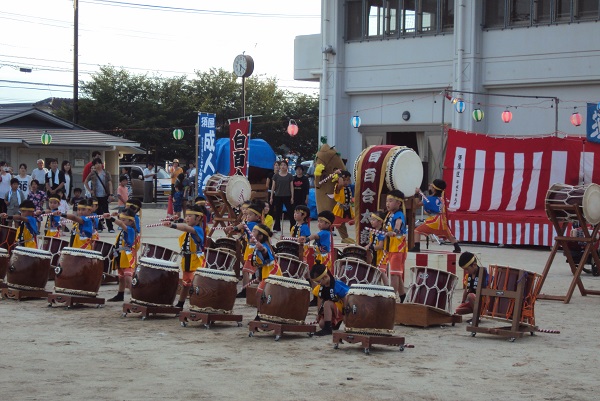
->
[270, 160, 295, 233]
[292, 165, 310, 210]
[120, 166, 132, 198]
[85, 158, 114, 233]
[30, 159, 48, 185]
[0, 162, 10, 214]
[61, 160, 73, 200]
[169, 159, 183, 192]
[45, 158, 66, 198]
[142, 162, 156, 203]
[82, 151, 102, 197]
[16, 163, 32, 198]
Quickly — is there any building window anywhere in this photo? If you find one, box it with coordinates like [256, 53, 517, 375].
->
[484, 0, 599, 29]
[345, 0, 453, 41]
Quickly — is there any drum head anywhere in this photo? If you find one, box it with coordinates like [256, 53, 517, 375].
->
[385, 147, 423, 195]
[225, 175, 251, 207]
[583, 183, 600, 225]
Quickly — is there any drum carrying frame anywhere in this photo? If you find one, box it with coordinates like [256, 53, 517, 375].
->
[538, 202, 600, 304]
[248, 320, 316, 341]
[47, 293, 105, 308]
[204, 189, 243, 237]
[179, 310, 243, 329]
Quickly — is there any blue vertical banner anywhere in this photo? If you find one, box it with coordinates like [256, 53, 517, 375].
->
[587, 102, 600, 144]
[197, 112, 216, 191]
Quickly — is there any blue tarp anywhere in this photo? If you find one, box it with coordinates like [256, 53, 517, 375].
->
[214, 138, 276, 175]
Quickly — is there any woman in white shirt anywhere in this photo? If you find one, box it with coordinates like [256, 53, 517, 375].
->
[16, 163, 32, 197]
[61, 160, 73, 200]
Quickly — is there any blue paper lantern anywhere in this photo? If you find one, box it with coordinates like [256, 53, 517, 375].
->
[455, 100, 465, 113]
[351, 115, 361, 128]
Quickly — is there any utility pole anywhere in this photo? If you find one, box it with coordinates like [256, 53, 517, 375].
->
[73, 0, 79, 124]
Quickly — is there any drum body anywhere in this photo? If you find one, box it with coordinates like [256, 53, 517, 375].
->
[131, 257, 180, 307]
[41, 236, 69, 279]
[275, 240, 301, 260]
[334, 257, 383, 286]
[92, 240, 115, 274]
[55, 248, 105, 297]
[340, 245, 369, 262]
[483, 265, 540, 325]
[141, 243, 178, 262]
[189, 268, 238, 314]
[276, 255, 308, 279]
[0, 225, 17, 254]
[204, 248, 236, 271]
[384, 146, 423, 195]
[258, 275, 311, 324]
[406, 266, 458, 312]
[0, 247, 9, 283]
[344, 284, 397, 336]
[214, 237, 238, 253]
[545, 183, 600, 225]
[7, 246, 52, 291]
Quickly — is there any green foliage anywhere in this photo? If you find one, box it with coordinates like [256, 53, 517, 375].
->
[55, 66, 319, 164]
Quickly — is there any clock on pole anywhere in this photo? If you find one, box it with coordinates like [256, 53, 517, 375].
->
[233, 54, 254, 78]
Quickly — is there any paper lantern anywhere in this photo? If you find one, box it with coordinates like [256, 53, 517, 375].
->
[451, 97, 459, 104]
[570, 112, 582, 127]
[351, 115, 361, 128]
[455, 100, 465, 113]
[287, 119, 299, 137]
[172, 129, 184, 140]
[501, 109, 513, 123]
[41, 131, 52, 145]
[472, 109, 484, 122]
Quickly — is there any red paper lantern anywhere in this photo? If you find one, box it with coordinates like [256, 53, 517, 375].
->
[501, 109, 512, 123]
[287, 119, 299, 136]
[570, 112, 582, 127]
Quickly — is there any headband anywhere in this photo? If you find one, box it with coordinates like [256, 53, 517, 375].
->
[431, 183, 442, 191]
[195, 201, 206, 206]
[387, 195, 404, 202]
[20, 207, 34, 211]
[370, 213, 383, 222]
[247, 208, 261, 217]
[461, 255, 476, 269]
[312, 268, 328, 282]
[318, 216, 333, 225]
[79, 205, 93, 209]
[48, 196, 61, 201]
[119, 214, 135, 221]
[125, 202, 139, 209]
[186, 211, 204, 216]
[254, 226, 270, 238]
[92, 201, 98, 205]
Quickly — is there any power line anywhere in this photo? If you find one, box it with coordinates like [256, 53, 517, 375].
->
[0, 79, 72, 88]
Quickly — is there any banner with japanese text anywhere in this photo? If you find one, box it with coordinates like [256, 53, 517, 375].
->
[229, 119, 249, 176]
[197, 112, 216, 190]
[587, 102, 600, 144]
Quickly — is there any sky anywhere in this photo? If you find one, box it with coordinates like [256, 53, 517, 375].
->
[0, 0, 321, 104]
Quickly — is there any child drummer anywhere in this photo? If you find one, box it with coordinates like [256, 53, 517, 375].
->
[162, 204, 208, 308]
[249, 223, 282, 320]
[331, 170, 354, 232]
[106, 208, 139, 302]
[367, 210, 389, 286]
[456, 251, 489, 322]
[44, 193, 63, 237]
[63, 199, 94, 249]
[1, 200, 40, 248]
[309, 263, 349, 336]
[409, 179, 461, 253]
[383, 190, 408, 302]
[301, 210, 335, 272]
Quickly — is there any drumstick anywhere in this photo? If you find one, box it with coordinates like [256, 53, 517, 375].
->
[242, 277, 259, 289]
[318, 172, 338, 185]
[243, 223, 257, 242]
[365, 227, 387, 236]
[145, 222, 167, 228]
[416, 189, 430, 203]
[535, 328, 561, 334]
[280, 236, 299, 242]
[160, 217, 175, 222]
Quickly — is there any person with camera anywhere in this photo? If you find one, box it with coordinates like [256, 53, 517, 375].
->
[85, 158, 115, 233]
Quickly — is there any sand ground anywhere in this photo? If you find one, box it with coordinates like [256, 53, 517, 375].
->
[1, 207, 599, 401]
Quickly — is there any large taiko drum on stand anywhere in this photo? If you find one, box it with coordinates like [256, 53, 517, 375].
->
[141, 243, 179, 262]
[275, 240, 302, 260]
[204, 173, 251, 207]
[0, 247, 9, 284]
[0, 225, 17, 254]
[276, 254, 308, 279]
[189, 268, 238, 314]
[204, 248, 237, 271]
[344, 284, 397, 336]
[334, 257, 383, 286]
[40, 236, 69, 279]
[258, 275, 311, 324]
[6, 246, 52, 291]
[130, 258, 180, 307]
[405, 266, 458, 313]
[482, 265, 541, 325]
[214, 237, 238, 254]
[339, 245, 369, 262]
[545, 183, 600, 225]
[55, 248, 105, 297]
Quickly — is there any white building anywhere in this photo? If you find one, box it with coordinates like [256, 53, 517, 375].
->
[294, 1, 600, 184]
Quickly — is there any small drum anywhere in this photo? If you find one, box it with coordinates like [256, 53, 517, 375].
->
[131, 257, 180, 307]
[276, 254, 309, 280]
[384, 146, 423, 195]
[482, 265, 541, 325]
[6, 246, 52, 291]
[214, 237, 238, 253]
[258, 275, 311, 324]
[204, 173, 227, 193]
[0, 225, 17, 254]
[275, 240, 301, 260]
[189, 268, 238, 314]
[225, 175, 251, 207]
[334, 257, 383, 286]
[344, 284, 397, 336]
[545, 183, 600, 225]
[141, 243, 179, 262]
[204, 247, 237, 271]
[55, 248, 105, 297]
[40, 236, 69, 278]
[93, 240, 116, 275]
[0, 247, 9, 283]
[405, 266, 458, 313]
[339, 245, 369, 262]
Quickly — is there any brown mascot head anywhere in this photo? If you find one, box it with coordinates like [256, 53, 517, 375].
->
[314, 143, 346, 214]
